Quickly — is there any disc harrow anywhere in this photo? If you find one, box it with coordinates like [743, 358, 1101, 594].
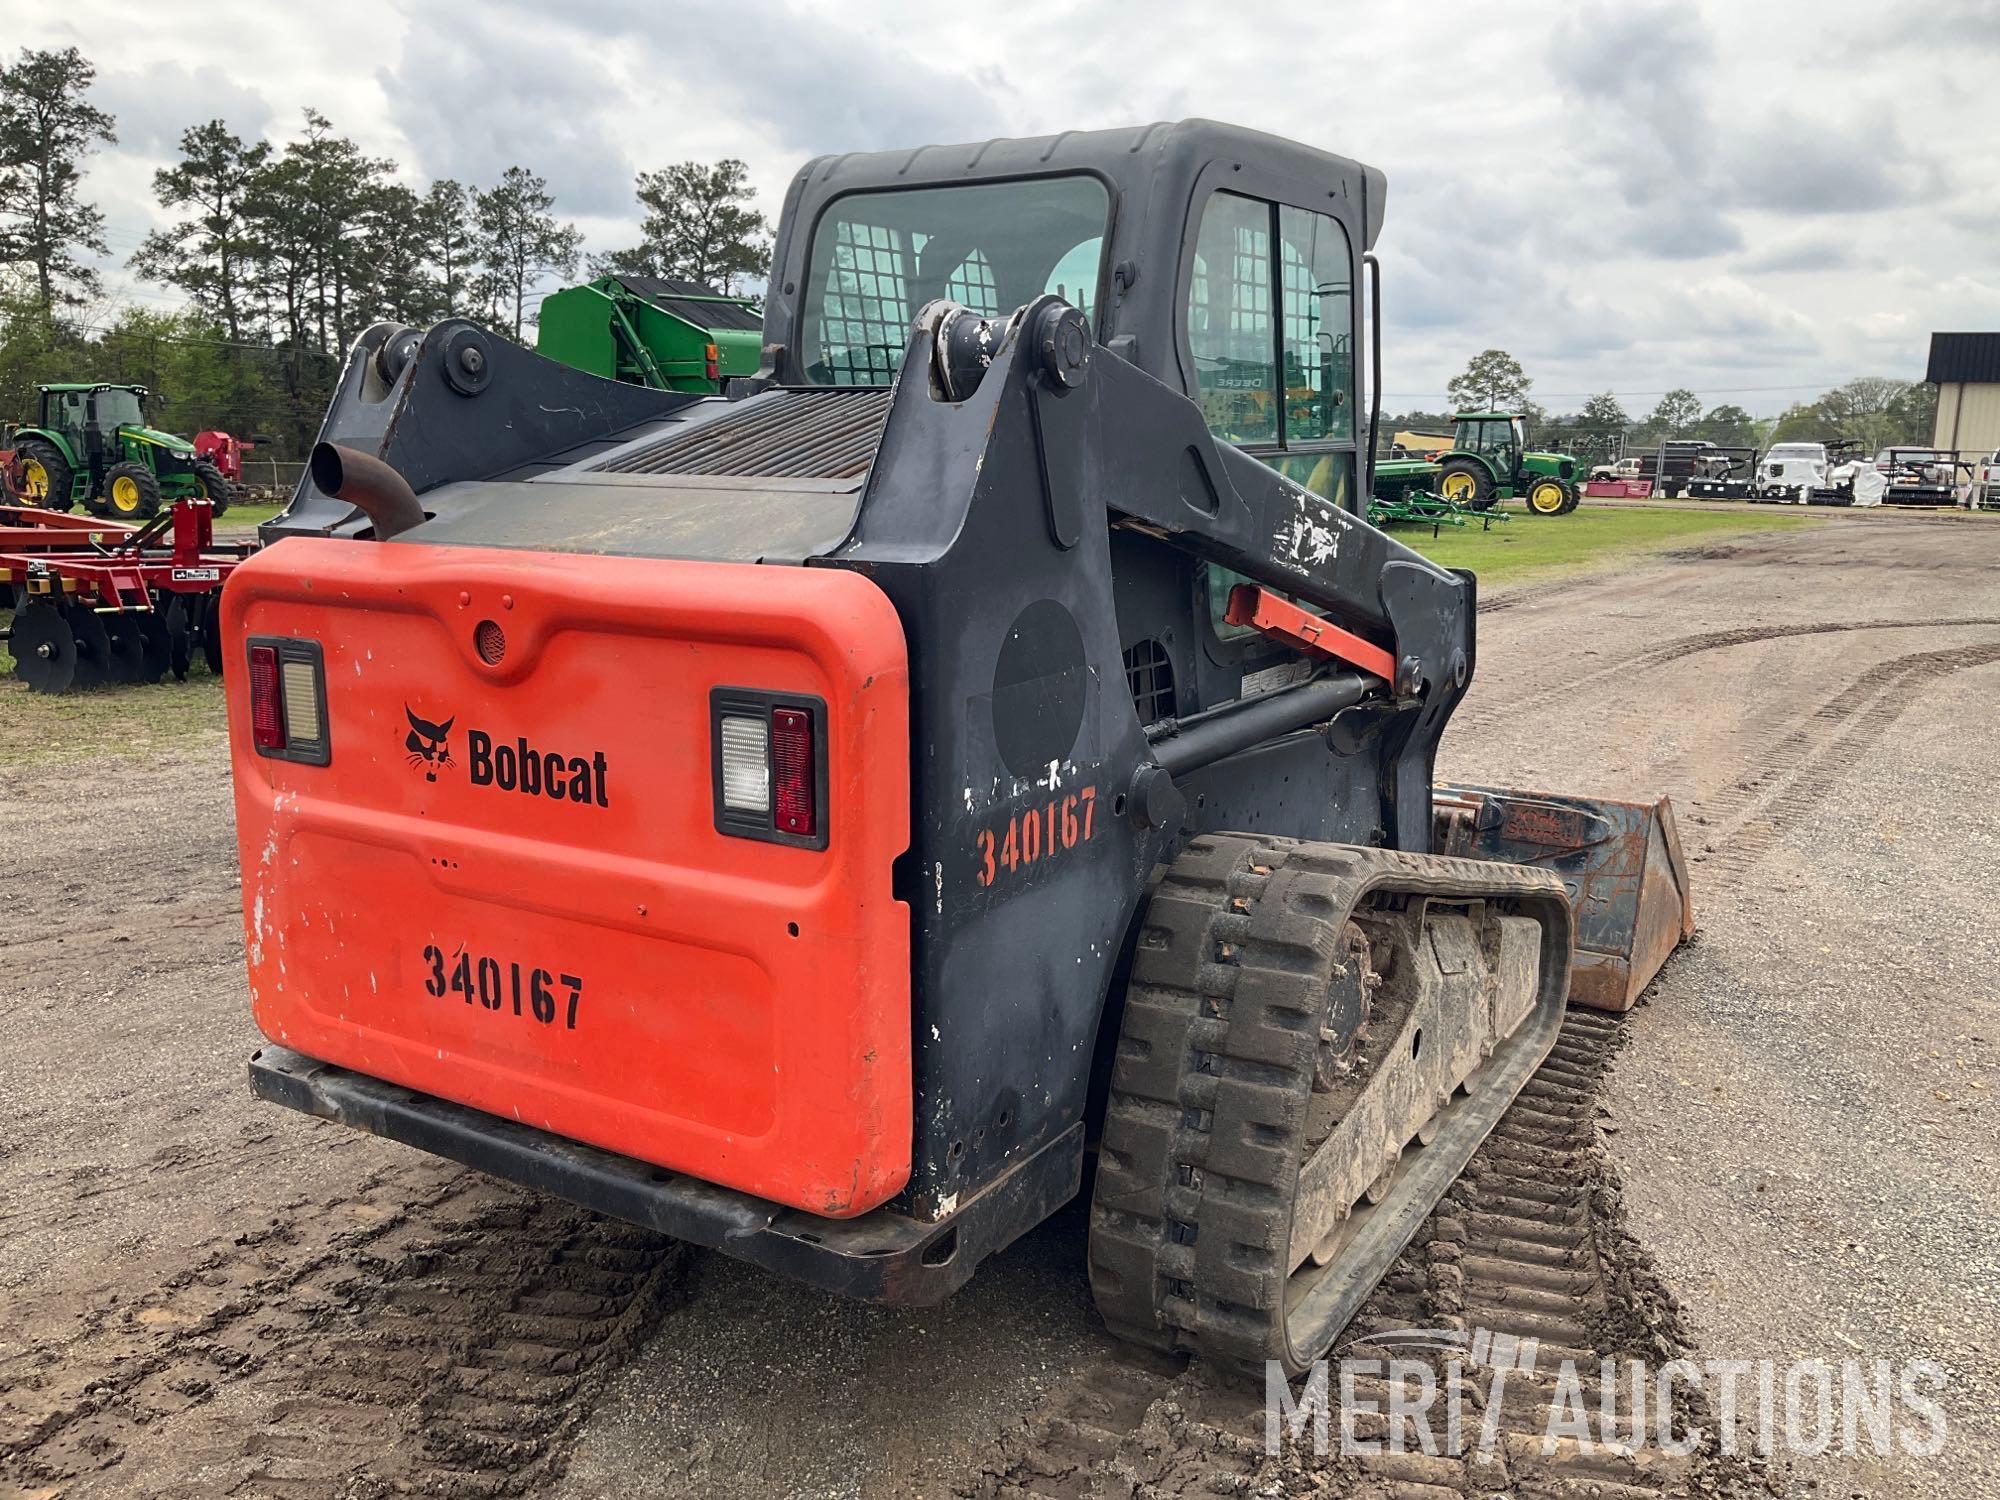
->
[1, 499, 256, 693]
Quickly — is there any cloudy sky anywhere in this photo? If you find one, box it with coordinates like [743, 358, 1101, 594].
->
[18, 0, 1999, 415]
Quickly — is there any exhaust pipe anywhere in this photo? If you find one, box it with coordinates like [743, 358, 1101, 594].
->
[310, 442, 424, 540]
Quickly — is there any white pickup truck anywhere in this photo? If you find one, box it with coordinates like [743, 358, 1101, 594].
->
[1971, 448, 2000, 510]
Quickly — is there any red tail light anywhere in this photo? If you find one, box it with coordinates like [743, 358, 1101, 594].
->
[711, 689, 826, 849]
[249, 644, 284, 749]
[245, 636, 331, 765]
[704, 341, 720, 382]
[772, 707, 815, 836]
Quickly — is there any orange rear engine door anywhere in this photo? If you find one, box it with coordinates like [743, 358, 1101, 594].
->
[224, 539, 911, 1218]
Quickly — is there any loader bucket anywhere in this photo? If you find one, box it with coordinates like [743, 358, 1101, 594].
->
[1433, 783, 1695, 1012]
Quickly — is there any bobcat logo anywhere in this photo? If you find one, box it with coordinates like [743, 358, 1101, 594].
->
[404, 706, 456, 781]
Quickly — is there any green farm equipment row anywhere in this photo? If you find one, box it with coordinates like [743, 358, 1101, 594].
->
[1367, 487, 1512, 535]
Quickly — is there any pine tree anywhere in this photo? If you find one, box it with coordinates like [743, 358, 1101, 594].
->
[131, 121, 271, 343]
[0, 47, 117, 313]
[473, 167, 582, 341]
[595, 159, 770, 293]
[1446, 349, 1531, 413]
[415, 179, 477, 318]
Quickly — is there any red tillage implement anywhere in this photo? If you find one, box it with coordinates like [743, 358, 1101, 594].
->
[1, 498, 257, 692]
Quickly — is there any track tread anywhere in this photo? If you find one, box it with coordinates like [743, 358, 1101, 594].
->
[1090, 834, 1568, 1376]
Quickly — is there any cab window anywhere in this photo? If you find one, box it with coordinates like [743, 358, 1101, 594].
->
[1186, 192, 1357, 500]
[1278, 205, 1352, 444]
[800, 175, 1111, 386]
[1191, 194, 1359, 642]
[1187, 192, 1277, 444]
[1460, 417, 1521, 458]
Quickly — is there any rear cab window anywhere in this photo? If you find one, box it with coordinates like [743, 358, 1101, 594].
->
[798, 176, 1111, 386]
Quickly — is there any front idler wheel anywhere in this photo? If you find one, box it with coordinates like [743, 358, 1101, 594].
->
[1088, 834, 1571, 1379]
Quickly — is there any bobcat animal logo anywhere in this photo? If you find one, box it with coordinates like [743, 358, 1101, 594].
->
[405, 706, 456, 781]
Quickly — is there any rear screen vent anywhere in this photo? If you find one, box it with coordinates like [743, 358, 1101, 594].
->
[592, 388, 894, 480]
[1123, 639, 1176, 724]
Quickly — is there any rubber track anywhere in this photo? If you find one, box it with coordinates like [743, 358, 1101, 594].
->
[1090, 833, 1566, 1375]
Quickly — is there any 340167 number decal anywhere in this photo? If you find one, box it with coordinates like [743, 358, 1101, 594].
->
[975, 785, 1098, 888]
[423, 943, 582, 1029]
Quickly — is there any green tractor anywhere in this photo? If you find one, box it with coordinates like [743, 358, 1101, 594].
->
[10, 383, 234, 520]
[1431, 410, 1579, 515]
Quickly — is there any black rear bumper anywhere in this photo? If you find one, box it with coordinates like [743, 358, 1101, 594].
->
[249, 1045, 1082, 1306]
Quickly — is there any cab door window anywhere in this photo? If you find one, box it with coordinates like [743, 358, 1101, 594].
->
[1277, 205, 1353, 444]
[1186, 192, 1357, 503]
[1187, 193, 1277, 445]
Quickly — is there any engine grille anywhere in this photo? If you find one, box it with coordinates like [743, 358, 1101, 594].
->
[591, 388, 894, 481]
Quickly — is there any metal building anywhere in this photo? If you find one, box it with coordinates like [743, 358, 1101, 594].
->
[1928, 332, 2000, 455]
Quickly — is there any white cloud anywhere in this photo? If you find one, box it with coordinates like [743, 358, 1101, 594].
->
[9, 0, 1989, 412]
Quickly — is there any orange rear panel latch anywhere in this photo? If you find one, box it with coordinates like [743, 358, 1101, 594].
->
[1223, 584, 1397, 682]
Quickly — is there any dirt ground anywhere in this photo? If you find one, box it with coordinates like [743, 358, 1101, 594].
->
[3, 509, 1997, 1499]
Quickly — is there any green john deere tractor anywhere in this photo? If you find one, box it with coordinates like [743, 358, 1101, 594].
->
[10, 383, 234, 520]
[1432, 410, 1578, 515]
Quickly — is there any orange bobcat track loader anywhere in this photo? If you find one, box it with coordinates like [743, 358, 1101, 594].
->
[227, 120, 1691, 1376]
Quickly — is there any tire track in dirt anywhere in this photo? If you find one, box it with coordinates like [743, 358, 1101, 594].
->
[1473, 521, 1808, 620]
[0, 1167, 689, 1499]
[1453, 617, 2000, 736]
[1689, 640, 2000, 886]
[1479, 568, 1680, 617]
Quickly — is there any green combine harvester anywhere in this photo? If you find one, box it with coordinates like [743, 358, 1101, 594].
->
[535, 275, 763, 393]
[10, 383, 234, 519]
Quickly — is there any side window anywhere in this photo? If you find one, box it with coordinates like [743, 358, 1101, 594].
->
[1277, 206, 1353, 444]
[1266, 450, 1353, 512]
[1187, 192, 1277, 445]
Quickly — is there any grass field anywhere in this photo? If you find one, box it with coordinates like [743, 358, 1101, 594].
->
[215, 501, 286, 533]
[2, 501, 1815, 767]
[1385, 501, 1813, 585]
